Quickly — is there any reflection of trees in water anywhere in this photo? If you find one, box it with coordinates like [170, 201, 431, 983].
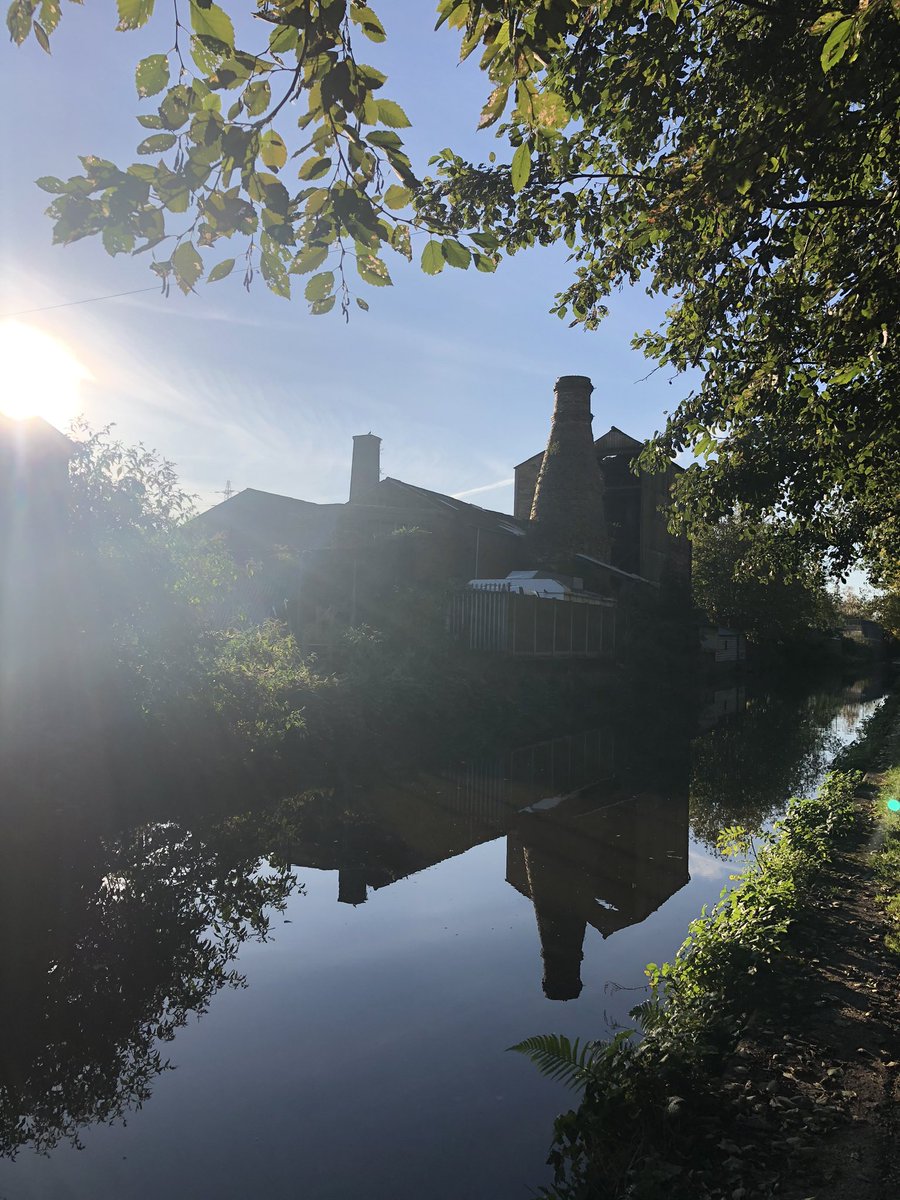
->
[689, 689, 848, 849]
[0, 680, 877, 1157]
[0, 820, 297, 1159]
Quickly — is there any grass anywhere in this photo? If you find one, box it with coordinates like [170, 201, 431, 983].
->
[873, 764, 900, 953]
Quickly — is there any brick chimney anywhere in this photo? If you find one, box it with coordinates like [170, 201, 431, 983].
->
[529, 376, 610, 563]
[349, 433, 381, 502]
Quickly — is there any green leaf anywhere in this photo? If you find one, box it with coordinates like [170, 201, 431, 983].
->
[35, 176, 68, 194]
[442, 238, 470, 269]
[829, 359, 867, 385]
[376, 99, 411, 129]
[269, 24, 297, 55]
[243, 79, 271, 117]
[391, 223, 411, 260]
[357, 253, 392, 287]
[298, 155, 332, 181]
[127, 164, 158, 183]
[116, 0, 155, 32]
[136, 54, 170, 99]
[511, 142, 531, 193]
[310, 295, 336, 315]
[261, 248, 291, 298]
[530, 90, 568, 131]
[247, 172, 289, 214]
[421, 239, 445, 275]
[159, 86, 191, 130]
[350, 3, 386, 42]
[383, 184, 411, 210]
[508, 1034, 620, 1093]
[259, 130, 287, 171]
[39, 0, 60, 35]
[289, 244, 329, 275]
[479, 85, 509, 129]
[356, 296, 369, 311]
[137, 133, 177, 154]
[366, 130, 403, 150]
[191, 33, 225, 75]
[810, 11, 844, 35]
[304, 271, 334, 302]
[7, 0, 35, 45]
[210, 57, 249, 91]
[172, 240, 203, 293]
[471, 231, 500, 251]
[102, 224, 135, 256]
[820, 17, 853, 72]
[473, 252, 497, 273]
[189, 0, 234, 50]
[434, 0, 467, 31]
[207, 257, 235, 282]
[32, 18, 50, 52]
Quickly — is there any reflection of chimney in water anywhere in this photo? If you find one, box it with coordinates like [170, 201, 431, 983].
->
[529, 376, 610, 563]
[349, 432, 381, 503]
[337, 867, 368, 906]
[525, 846, 586, 1001]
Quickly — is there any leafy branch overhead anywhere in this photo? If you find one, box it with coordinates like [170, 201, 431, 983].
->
[9, 0, 900, 573]
[10, 0, 515, 314]
[418, 0, 898, 576]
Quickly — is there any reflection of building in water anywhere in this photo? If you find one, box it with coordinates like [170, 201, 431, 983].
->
[284, 729, 616, 904]
[697, 684, 747, 732]
[507, 790, 690, 1000]
[283, 725, 690, 999]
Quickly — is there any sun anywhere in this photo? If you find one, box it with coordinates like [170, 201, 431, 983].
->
[0, 320, 92, 432]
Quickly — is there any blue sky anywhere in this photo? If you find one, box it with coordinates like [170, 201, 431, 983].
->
[2, 2, 687, 514]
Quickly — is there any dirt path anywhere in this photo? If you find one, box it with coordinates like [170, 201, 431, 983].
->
[775, 815, 900, 1200]
[698, 747, 900, 1199]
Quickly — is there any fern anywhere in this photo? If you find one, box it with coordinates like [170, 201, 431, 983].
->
[508, 1031, 632, 1092]
[628, 997, 664, 1033]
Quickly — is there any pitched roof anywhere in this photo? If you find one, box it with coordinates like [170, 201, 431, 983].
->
[513, 447, 545, 471]
[0, 413, 73, 460]
[191, 487, 342, 551]
[373, 477, 527, 536]
[190, 475, 528, 550]
[594, 426, 644, 455]
[514, 425, 645, 471]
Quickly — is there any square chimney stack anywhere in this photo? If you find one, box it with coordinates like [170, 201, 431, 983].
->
[349, 433, 381, 502]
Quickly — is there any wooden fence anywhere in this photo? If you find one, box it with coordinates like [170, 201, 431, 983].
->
[448, 585, 616, 659]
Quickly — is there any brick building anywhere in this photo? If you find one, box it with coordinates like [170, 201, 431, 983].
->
[191, 376, 690, 628]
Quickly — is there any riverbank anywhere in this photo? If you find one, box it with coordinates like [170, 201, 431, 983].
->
[526, 688, 900, 1200]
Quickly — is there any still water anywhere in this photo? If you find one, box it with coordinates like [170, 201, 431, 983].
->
[0, 675, 885, 1199]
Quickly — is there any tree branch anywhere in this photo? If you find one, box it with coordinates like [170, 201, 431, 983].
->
[776, 197, 885, 210]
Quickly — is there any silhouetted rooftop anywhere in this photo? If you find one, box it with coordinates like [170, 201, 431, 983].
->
[0, 414, 73, 461]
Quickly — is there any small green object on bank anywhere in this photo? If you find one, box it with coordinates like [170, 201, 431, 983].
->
[887, 797, 900, 813]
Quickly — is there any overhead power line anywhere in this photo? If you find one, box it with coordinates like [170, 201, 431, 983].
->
[1, 286, 159, 320]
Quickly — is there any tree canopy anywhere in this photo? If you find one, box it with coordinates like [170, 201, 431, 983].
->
[691, 512, 839, 643]
[9, 0, 899, 573]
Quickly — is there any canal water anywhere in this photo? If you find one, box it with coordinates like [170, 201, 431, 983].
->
[0, 674, 885, 1199]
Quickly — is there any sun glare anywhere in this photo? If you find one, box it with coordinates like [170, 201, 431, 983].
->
[0, 320, 92, 432]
